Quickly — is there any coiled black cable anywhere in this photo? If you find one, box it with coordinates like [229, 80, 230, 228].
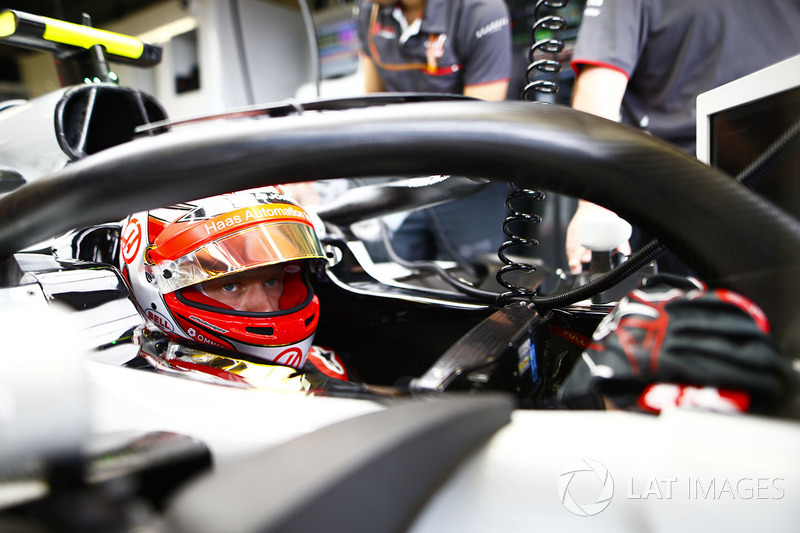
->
[496, 0, 569, 305]
[522, 0, 569, 101]
[496, 187, 546, 302]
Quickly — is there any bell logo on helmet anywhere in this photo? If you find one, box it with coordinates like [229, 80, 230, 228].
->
[145, 309, 174, 332]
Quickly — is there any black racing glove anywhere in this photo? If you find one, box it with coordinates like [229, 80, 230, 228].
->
[558, 274, 794, 414]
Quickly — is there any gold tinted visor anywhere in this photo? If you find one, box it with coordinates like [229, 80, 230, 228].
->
[154, 222, 324, 293]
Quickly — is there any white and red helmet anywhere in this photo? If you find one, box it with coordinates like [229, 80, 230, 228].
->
[119, 188, 326, 369]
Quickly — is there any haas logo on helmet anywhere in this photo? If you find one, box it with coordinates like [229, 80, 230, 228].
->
[120, 218, 143, 265]
[276, 348, 304, 368]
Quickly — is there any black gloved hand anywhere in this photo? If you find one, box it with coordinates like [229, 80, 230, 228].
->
[558, 274, 794, 414]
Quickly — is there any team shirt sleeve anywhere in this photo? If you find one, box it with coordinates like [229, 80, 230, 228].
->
[458, 0, 512, 87]
[570, 0, 648, 79]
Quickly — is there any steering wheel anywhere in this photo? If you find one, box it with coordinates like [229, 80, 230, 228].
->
[1, 98, 799, 356]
